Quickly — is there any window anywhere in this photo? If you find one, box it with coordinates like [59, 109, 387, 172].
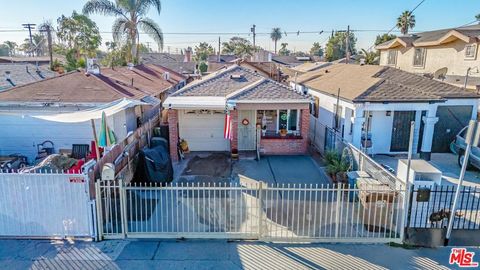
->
[257, 109, 300, 137]
[413, 48, 426, 67]
[387, 50, 397, 65]
[465, 44, 477, 59]
[333, 104, 343, 130]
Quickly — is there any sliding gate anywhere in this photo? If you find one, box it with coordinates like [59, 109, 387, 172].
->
[96, 180, 405, 243]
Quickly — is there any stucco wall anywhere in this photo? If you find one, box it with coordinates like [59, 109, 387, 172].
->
[379, 40, 480, 77]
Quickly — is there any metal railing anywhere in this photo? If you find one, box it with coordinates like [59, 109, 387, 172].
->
[309, 116, 405, 189]
[408, 185, 480, 230]
[96, 180, 405, 243]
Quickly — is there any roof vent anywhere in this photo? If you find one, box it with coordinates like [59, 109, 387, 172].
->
[325, 69, 330, 73]
[163, 72, 170, 81]
[230, 74, 243, 79]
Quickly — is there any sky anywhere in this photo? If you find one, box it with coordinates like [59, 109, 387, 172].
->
[1, 0, 480, 53]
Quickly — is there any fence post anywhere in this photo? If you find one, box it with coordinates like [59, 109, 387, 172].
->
[119, 179, 128, 238]
[95, 181, 104, 241]
[257, 182, 264, 239]
[335, 184, 342, 238]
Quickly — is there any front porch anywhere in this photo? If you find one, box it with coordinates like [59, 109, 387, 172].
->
[167, 107, 310, 162]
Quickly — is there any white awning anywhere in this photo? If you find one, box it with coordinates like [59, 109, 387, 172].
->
[32, 98, 150, 123]
[163, 96, 227, 109]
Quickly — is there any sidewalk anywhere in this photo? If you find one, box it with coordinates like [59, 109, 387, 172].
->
[0, 239, 475, 269]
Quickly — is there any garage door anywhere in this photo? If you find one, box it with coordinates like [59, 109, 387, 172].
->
[179, 110, 229, 151]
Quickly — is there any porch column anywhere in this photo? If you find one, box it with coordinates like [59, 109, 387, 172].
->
[167, 109, 179, 162]
[230, 110, 238, 151]
[420, 116, 439, 161]
[352, 117, 365, 149]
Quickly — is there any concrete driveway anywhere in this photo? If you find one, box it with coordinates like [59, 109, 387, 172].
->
[373, 153, 480, 187]
[232, 155, 330, 185]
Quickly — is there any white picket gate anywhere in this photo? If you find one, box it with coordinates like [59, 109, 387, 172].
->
[96, 180, 406, 243]
[0, 170, 96, 239]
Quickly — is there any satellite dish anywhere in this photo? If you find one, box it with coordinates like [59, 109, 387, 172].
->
[434, 67, 448, 80]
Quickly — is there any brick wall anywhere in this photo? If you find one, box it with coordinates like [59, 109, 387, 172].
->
[167, 109, 179, 162]
[259, 109, 309, 155]
[230, 110, 238, 151]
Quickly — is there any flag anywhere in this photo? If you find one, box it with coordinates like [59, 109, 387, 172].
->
[224, 113, 232, 140]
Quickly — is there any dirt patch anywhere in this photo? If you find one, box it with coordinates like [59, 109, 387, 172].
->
[182, 153, 231, 178]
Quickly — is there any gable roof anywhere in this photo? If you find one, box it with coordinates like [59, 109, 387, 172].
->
[165, 65, 309, 108]
[272, 55, 305, 66]
[376, 24, 480, 50]
[0, 63, 56, 91]
[301, 64, 479, 103]
[0, 70, 151, 104]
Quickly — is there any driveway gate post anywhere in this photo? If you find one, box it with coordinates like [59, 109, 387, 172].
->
[257, 182, 264, 239]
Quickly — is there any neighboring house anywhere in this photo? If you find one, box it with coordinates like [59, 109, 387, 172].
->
[292, 64, 479, 160]
[376, 24, 480, 89]
[0, 63, 56, 91]
[272, 55, 311, 67]
[0, 67, 167, 161]
[140, 51, 197, 78]
[207, 54, 239, 63]
[208, 61, 286, 82]
[281, 62, 332, 79]
[163, 65, 311, 162]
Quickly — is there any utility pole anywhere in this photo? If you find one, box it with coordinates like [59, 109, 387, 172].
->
[345, 25, 350, 64]
[40, 24, 53, 71]
[251, 24, 256, 48]
[22, 23, 36, 57]
[218, 36, 221, 63]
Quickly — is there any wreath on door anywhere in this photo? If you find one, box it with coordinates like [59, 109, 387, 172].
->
[242, 118, 250, 125]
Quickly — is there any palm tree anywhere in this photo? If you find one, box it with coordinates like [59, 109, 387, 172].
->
[396, 11, 416, 35]
[270, 27, 282, 54]
[83, 0, 164, 63]
[360, 49, 377, 65]
[3, 41, 17, 56]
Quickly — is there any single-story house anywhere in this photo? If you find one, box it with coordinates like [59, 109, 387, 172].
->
[0, 64, 174, 161]
[163, 64, 311, 162]
[140, 52, 197, 80]
[292, 64, 480, 160]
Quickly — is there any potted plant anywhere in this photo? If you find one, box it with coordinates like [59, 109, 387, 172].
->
[279, 128, 288, 137]
[325, 150, 350, 183]
[231, 148, 239, 160]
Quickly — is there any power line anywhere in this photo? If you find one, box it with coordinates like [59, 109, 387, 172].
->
[366, 0, 427, 51]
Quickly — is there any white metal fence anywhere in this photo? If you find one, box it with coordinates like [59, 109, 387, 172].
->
[97, 180, 405, 243]
[0, 170, 96, 239]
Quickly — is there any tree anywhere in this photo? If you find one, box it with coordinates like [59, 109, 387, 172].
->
[278, 43, 290, 56]
[101, 41, 128, 68]
[56, 11, 102, 57]
[270, 27, 282, 54]
[309, 42, 323, 57]
[476, 14, 480, 22]
[193, 42, 214, 62]
[360, 49, 377, 65]
[222, 37, 255, 57]
[138, 43, 152, 53]
[0, 44, 9, 56]
[83, 0, 164, 63]
[325, 31, 357, 62]
[396, 10, 416, 35]
[3, 41, 18, 56]
[375, 33, 397, 46]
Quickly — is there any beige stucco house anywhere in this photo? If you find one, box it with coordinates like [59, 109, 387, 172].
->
[376, 25, 480, 89]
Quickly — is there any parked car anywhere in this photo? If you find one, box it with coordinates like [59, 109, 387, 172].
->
[452, 126, 480, 170]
